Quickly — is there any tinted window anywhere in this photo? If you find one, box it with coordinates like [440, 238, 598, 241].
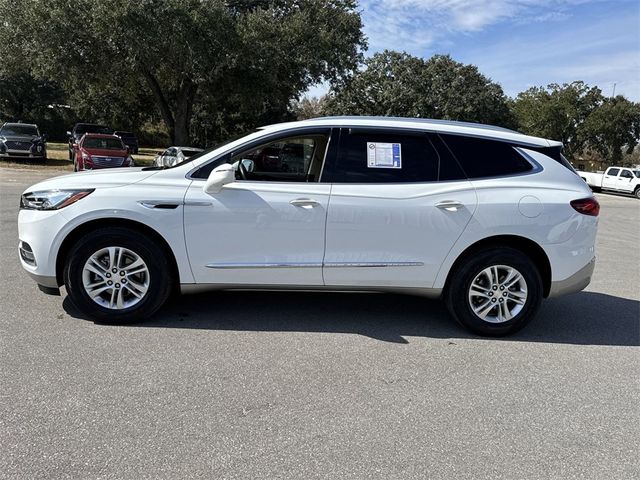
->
[620, 170, 633, 179]
[1, 124, 38, 136]
[607, 168, 620, 176]
[440, 134, 533, 179]
[83, 137, 125, 150]
[76, 124, 112, 135]
[334, 130, 440, 183]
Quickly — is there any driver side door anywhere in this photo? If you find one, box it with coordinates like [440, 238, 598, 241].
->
[183, 128, 336, 286]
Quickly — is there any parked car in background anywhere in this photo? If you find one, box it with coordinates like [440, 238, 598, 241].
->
[576, 166, 640, 198]
[67, 123, 113, 160]
[154, 146, 204, 167]
[0, 122, 47, 160]
[18, 117, 599, 336]
[71, 133, 134, 171]
[114, 131, 139, 154]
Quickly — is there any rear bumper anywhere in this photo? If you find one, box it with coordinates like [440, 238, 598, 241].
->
[548, 256, 595, 298]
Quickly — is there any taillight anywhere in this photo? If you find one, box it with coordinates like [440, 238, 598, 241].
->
[571, 197, 600, 216]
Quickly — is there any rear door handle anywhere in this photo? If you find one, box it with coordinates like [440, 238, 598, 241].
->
[436, 200, 463, 211]
[290, 198, 321, 208]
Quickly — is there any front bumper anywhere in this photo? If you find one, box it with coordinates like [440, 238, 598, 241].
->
[548, 256, 595, 298]
[0, 150, 46, 159]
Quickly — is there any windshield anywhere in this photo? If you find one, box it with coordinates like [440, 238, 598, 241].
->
[182, 149, 202, 158]
[83, 137, 125, 150]
[1, 124, 38, 136]
[76, 125, 113, 135]
[634, 171, 640, 178]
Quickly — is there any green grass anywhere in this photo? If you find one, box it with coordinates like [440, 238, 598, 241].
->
[1, 142, 160, 170]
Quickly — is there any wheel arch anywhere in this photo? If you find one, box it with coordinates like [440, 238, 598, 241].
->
[444, 235, 552, 298]
[55, 218, 180, 292]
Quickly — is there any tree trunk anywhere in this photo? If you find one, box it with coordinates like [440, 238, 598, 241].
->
[143, 70, 176, 142]
[173, 79, 198, 146]
[143, 71, 197, 145]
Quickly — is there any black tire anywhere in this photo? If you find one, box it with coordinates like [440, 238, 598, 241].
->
[64, 227, 173, 324]
[444, 247, 543, 336]
[634, 187, 640, 200]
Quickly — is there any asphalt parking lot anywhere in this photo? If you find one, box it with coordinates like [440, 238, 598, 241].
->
[1, 166, 639, 479]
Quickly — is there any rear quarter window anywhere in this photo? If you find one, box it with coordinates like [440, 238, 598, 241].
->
[439, 134, 534, 179]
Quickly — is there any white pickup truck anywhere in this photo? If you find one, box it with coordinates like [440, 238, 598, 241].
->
[576, 166, 640, 199]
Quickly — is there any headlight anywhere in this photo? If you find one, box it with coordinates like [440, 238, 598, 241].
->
[20, 189, 94, 210]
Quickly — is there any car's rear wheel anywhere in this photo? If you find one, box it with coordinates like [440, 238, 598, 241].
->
[445, 247, 543, 336]
[64, 227, 172, 323]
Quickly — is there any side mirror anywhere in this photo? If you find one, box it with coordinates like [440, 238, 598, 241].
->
[204, 164, 235, 194]
[157, 151, 164, 156]
[42, 134, 48, 141]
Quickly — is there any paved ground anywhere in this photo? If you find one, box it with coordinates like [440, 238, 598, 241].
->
[1, 167, 638, 479]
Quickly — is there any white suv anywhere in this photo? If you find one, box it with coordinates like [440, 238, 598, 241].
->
[18, 117, 599, 335]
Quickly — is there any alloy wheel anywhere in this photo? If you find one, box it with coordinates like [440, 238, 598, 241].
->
[82, 246, 150, 310]
[467, 265, 528, 323]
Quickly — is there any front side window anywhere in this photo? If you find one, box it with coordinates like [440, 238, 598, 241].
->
[440, 134, 534, 179]
[332, 130, 443, 183]
[192, 131, 331, 181]
[620, 169, 633, 179]
[230, 135, 329, 182]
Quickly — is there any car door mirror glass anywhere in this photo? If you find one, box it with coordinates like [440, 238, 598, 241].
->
[204, 164, 235, 194]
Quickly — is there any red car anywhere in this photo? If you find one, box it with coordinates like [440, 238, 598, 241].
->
[72, 134, 134, 171]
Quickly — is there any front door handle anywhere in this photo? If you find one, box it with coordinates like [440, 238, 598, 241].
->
[436, 200, 463, 211]
[290, 198, 321, 208]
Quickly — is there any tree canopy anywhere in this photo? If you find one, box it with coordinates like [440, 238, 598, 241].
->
[326, 51, 516, 128]
[0, 0, 365, 144]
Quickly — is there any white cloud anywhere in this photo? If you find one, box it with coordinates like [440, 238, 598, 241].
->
[359, 0, 601, 49]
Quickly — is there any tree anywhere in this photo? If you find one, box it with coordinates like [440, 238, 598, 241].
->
[0, 0, 365, 144]
[326, 51, 516, 128]
[581, 96, 640, 165]
[512, 81, 603, 160]
[291, 96, 329, 120]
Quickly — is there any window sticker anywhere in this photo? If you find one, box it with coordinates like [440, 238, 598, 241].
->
[367, 142, 401, 169]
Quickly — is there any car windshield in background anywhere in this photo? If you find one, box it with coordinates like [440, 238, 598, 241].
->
[84, 138, 125, 150]
[182, 150, 201, 158]
[633, 170, 640, 178]
[1, 125, 38, 136]
[77, 125, 112, 135]
[115, 131, 135, 138]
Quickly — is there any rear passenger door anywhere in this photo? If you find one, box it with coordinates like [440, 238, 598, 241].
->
[322, 128, 477, 289]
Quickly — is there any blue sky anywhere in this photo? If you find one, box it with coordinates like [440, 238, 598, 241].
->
[308, 0, 640, 100]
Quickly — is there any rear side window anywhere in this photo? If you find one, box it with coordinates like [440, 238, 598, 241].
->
[440, 134, 533, 179]
[607, 168, 620, 176]
[333, 130, 440, 183]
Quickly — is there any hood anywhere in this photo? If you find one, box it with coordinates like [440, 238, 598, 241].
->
[23, 167, 160, 193]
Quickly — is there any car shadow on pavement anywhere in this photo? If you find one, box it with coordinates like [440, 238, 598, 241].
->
[63, 290, 639, 346]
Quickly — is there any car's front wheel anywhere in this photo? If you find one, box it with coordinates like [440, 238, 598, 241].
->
[445, 247, 543, 336]
[64, 227, 173, 323]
